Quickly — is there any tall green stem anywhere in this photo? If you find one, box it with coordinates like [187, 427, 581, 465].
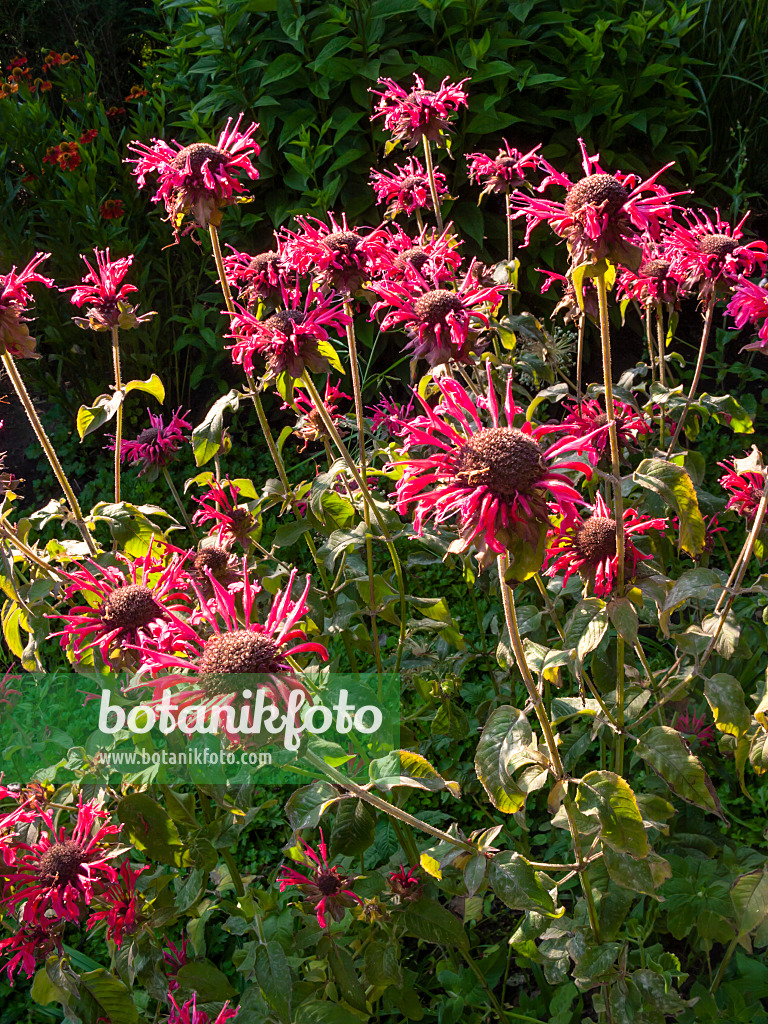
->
[162, 468, 196, 536]
[302, 372, 407, 673]
[497, 552, 601, 941]
[595, 271, 626, 774]
[2, 351, 97, 555]
[666, 298, 715, 455]
[644, 305, 656, 387]
[576, 316, 585, 407]
[655, 301, 666, 389]
[343, 299, 382, 674]
[421, 137, 444, 233]
[111, 325, 123, 504]
[505, 193, 514, 318]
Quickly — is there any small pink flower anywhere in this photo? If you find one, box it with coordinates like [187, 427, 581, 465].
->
[222, 245, 286, 308]
[168, 992, 239, 1024]
[726, 278, 768, 352]
[368, 394, 414, 437]
[66, 248, 155, 331]
[278, 830, 362, 928]
[289, 379, 351, 450]
[126, 114, 260, 240]
[163, 936, 190, 992]
[666, 209, 768, 300]
[86, 861, 147, 948]
[369, 223, 462, 287]
[0, 252, 54, 359]
[537, 267, 598, 324]
[718, 458, 765, 521]
[370, 261, 504, 367]
[370, 74, 468, 148]
[392, 365, 594, 568]
[0, 922, 62, 985]
[193, 479, 256, 550]
[673, 708, 715, 748]
[228, 280, 350, 382]
[537, 398, 650, 465]
[545, 492, 665, 596]
[388, 864, 422, 901]
[370, 157, 446, 218]
[467, 140, 542, 197]
[510, 139, 685, 270]
[281, 213, 385, 294]
[119, 408, 192, 477]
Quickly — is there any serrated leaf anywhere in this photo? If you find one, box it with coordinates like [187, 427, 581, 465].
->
[329, 799, 376, 858]
[658, 568, 721, 636]
[608, 597, 638, 644]
[176, 962, 237, 1002]
[731, 868, 768, 937]
[579, 770, 649, 858]
[255, 941, 292, 1023]
[192, 389, 240, 466]
[369, 750, 460, 797]
[78, 969, 139, 1024]
[634, 458, 705, 556]
[704, 673, 751, 738]
[327, 945, 367, 1013]
[488, 852, 561, 916]
[474, 706, 528, 814]
[635, 726, 725, 819]
[285, 781, 341, 830]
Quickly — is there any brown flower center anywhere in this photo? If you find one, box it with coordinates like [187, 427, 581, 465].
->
[322, 231, 361, 257]
[456, 427, 545, 495]
[248, 251, 280, 276]
[393, 247, 429, 274]
[638, 259, 670, 279]
[198, 629, 282, 695]
[193, 548, 229, 577]
[697, 233, 739, 258]
[564, 174, 629, 216]
[263, 310, 306, 334]
[413, 289, 464, 325]
[315, 868, 344, 896]
[37, 840, 86, 887]
[101, 584, 162, 630]
[136, 426, 160, 445]
[574, 516, 617, 563]
[171, 142, 226, 177]
[398, 175, 424, 192]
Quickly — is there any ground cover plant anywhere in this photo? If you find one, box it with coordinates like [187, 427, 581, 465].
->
[1, 37, 768, 1024]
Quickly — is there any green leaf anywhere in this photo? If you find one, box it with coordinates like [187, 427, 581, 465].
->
[31, 968, 72, 1009]
[117, 793, 190, 867]
[124, 374, 165, 403]
[603, 847, 671, 898]
[76, 391, 123, 439]
[658, 568, 721, 636]
[176, 962, 237, 1002]
[573, 943, 620, 984]
[78, 969, 139, 1024]
[192, 389, 240, 466]
[488, 852, 560, 916]
[565, 598, 609, 662]
[369, 750, 460, 797]
[330, 799, 376, 858]
[474, 706, 529, 814]
[731, 868, 768, 937]
[261, 53, 303, 87]
[503, 517, 548, 581]
[327, 945, 367, 1013]
[363, 940, 402, 988]
[255, 941, 292, 1023]
[431, 700, 469, 739]
[704, 673, 751, 739]
[608, 597, 638, 644]
[285, 781, 341, 830]
[578, 770, 649, 858]
[634, 458, 705, 556]
[402, 897, 469, 951]
[294, 1002, 363, 1024]
[634, 726, 725, 819]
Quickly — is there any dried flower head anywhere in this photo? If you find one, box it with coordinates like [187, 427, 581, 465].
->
[289, 379, 350, 450]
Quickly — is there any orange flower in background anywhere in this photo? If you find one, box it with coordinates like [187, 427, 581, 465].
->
[105, 106, 125, 120]
[125, 85, 149, 101]
[99, 199, 125, 220]
[79, 129, 98, 144]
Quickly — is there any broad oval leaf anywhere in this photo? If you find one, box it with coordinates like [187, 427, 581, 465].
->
[731, 868, 768, 937]
[634, 726, 725, 820]
[488, 852, 561, 916]
[704, 673, 751, 739]
[634, 458, 705, 556]
[579, 770, 649, 859]
[402, 897, 469, 951]
[369, 750, 460, 797]
[474, 706, 528, 814]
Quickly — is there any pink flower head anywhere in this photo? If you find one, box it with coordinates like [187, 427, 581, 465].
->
[388, 864, 422, 901]
[666, 208, 768, 300]
[0, 252, 54, 359]
[118, 407, 192, 478]
[66, 247, 155, 331]
[726, 278, 768, 352]
[370, 260, 504, 367]
[126, 114, 260, 240]
[537, 267, 598, 324]
[86, 860, 147, 947]
[50, 547, 191, 666]
[392, 365, 594, 568]
[277, 829, 362, 928]
[168, 992, 239, 1024]
[369, 394, 414, 437]
[222, 244, 286, 308]
[1, 796, 121, 927]
[228, 280, 350, 382]
[673, 708, 715, 748]
[616, 242, 686, 308]
[537, 398, 650, 465]
[125, 568, 327, 744]
[163, 936, 190, 991]
[467, 140, 542, 197]
[718, 458, 765, 521]
[174, 543, 244, 600]
[281, 213, 385, 294]
[370, 157, 447, 218]
[0, 922, 62, 985]
[370, 223, 462, 287]
[545, 492, 666, 596]
[193, 479, 256, 550]
[371, 74, 468, 148]
[289, 378, 351, 450]
[510, 139, 685, 270]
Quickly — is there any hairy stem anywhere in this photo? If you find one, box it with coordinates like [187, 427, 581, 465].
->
[576, 316, 585, 407]
[2, 351, 97, 555]
[422, 136, 444, 233]
[505, 193, 515, 318]
[111, 325, 123, 504]
[666, 298, 715, 455]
